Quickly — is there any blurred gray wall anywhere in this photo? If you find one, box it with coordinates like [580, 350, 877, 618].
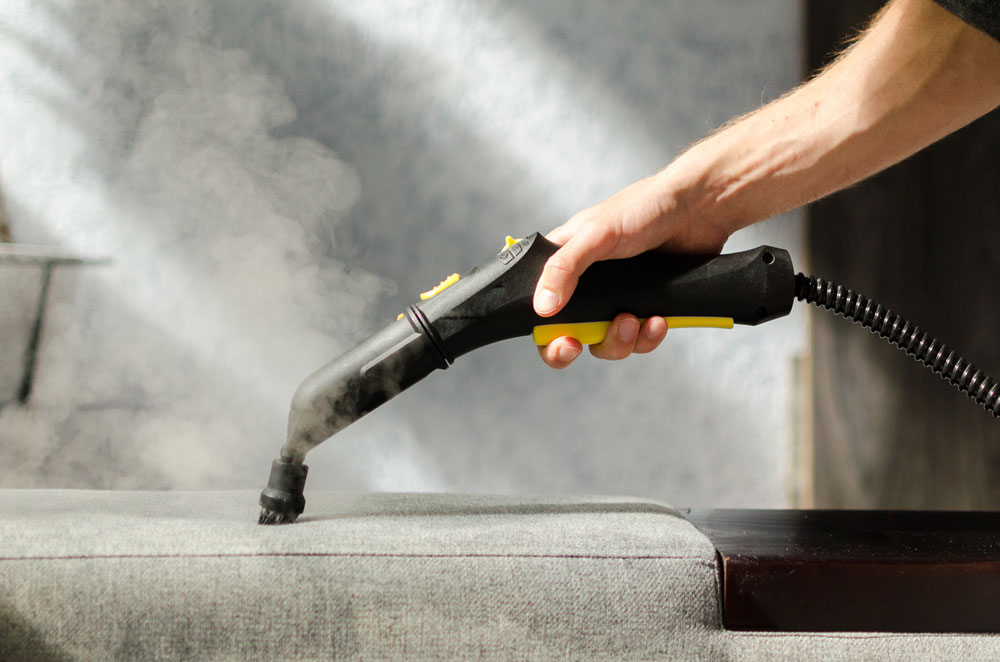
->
[0, 0, 806, 506]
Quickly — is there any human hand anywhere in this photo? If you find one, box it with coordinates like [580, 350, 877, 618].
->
[535, 0, 1000, 371]
[534, 171, 730, 368]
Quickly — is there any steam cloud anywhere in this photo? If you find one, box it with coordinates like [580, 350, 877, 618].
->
[1, 0, 806, 506]
[0, 0, 387, 488]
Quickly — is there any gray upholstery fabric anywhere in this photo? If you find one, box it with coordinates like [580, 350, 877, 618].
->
[2, 490, 1000, 661]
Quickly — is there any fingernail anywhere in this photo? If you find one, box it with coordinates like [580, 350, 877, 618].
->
[557, 344, 581, 363]
[534, 289, 559, 315]
[618, 318, 639, 342]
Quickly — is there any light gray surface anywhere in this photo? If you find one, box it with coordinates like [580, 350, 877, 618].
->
[0, 0, 806, 507]
[0, 489, 708, 559]
[1, 490, 720, 661]
[3, 490, 1000, 661]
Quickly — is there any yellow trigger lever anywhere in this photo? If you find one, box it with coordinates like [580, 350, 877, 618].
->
[532, 317, 734, 346]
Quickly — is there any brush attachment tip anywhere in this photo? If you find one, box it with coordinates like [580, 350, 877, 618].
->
[258, 507, 297, 525]
[257, 457, 308, 525]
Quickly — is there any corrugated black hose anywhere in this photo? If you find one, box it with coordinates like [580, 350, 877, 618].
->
[794, 273, 1000, 418]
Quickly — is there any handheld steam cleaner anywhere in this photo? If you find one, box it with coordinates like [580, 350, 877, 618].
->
[258, 233, 1000, 524]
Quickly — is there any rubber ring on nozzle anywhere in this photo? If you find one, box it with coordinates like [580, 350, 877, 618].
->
[259, 458, 308, 521]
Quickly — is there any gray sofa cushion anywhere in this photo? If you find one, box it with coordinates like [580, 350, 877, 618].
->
[1, 490, 999, 661]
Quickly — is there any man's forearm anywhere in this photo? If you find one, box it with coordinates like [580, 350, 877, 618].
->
[535, 0, 1000, 366]
[663, 0, 1000, 236]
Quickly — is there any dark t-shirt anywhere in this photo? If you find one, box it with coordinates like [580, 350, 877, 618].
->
[934, 0, 1000, 42]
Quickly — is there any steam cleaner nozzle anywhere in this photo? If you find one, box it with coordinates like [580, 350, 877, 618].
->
[258, 232, 1000, 525]
[259, 233, 797, 524]
[258, 458, 308, 525]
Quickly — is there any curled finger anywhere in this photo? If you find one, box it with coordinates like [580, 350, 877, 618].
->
[632, 316, 668, 354]
[589, 314, 641, 361]
[538, 336, 583, 369]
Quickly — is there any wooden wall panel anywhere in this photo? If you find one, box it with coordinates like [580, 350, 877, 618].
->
[807, 1, 1000, 508]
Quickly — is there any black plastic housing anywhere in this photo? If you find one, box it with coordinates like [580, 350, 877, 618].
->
[277, 233, 795, 464]
[426, 235, 794, 358]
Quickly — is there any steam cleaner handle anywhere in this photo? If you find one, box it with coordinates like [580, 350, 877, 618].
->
[420, 233, 796, 357]
[526, 240, 796, 346]
[282, 233, 795, 460]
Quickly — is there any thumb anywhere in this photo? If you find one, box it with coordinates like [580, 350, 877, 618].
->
[533, 233, 605, 317]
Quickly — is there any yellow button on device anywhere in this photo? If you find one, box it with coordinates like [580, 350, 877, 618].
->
[504, 236, 523, 250]
[420, 273, 461, 300]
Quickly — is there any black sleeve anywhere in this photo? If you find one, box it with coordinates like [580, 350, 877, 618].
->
[933, 0, 1000, 43]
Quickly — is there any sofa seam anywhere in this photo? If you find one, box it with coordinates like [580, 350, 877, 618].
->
[0, 552, 718, 565]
